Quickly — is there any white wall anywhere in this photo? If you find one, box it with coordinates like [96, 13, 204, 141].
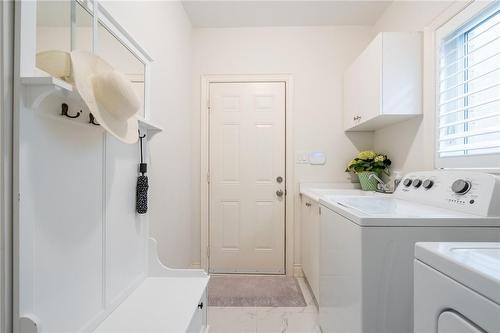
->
[371, 1, 454, 173]
[191, 26, 374, 267]
[101, 1, 194, 268]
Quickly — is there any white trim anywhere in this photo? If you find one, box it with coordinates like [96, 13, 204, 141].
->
[200, 74, 294, 276]
[0, 2, 14, 331]
[12, 1, 23, 331]
[293, 264, 303, 278]
[433, 0, 499, 170]
[95, 2, 152, 63]
[190, 262, 201, 269]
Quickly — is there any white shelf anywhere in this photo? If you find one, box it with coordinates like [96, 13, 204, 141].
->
[21, 76, 73, 109]
[22, 76, 163, 140]
[138, 118, 163, 139]
[21, 76, 73, 90]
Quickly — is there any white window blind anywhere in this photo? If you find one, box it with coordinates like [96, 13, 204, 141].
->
[437, 2, 500, 168]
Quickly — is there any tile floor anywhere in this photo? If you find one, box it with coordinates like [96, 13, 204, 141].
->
[208, 277, 320, 333]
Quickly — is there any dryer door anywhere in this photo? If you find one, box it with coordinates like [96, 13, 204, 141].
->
[438, 311, 484, 333]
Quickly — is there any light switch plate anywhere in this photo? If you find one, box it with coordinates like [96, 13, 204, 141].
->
[295, 151, 309, 164]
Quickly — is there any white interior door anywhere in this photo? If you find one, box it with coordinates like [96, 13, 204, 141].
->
[209, 82, 286, 274]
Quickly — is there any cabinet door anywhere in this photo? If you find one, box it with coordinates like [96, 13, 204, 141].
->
[381, 32, 422, 116]
[300, 197, 320, 303]
[343, 34, 382, 130]
[301, 197, 313, 283]
[309, 201, 320, 303]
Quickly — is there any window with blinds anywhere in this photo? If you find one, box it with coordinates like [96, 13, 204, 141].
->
[438, 3, 500, 166]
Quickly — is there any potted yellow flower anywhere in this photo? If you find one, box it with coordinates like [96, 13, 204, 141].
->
[345, 151, 392, 191]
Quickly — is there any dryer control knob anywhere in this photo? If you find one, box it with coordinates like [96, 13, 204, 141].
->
[452, 179, 471, 194]
[403, 178, 413, 187]
[412, 179, 422, 188]
[422, 179, 434, 189]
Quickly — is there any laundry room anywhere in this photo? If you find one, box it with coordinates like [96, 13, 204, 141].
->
[0, 0, 499, 332]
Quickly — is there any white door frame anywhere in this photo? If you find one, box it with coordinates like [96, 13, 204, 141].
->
[200, 74, 294, 276]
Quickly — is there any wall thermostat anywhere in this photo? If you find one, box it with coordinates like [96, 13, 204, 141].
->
[309, 152, 326, 165]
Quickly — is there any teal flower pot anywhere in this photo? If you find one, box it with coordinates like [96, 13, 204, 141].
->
[357, 171, 379, 191]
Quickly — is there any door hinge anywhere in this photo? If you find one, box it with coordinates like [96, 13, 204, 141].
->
[207, 172, 210, 183]
[207, 99, 211, 111]
[207, 245, 210, 258]
[319, 207, 322, 215]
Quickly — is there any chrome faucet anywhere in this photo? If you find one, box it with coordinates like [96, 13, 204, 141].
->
[369, 173, 392, 193]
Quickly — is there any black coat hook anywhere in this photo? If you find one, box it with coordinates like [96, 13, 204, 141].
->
[61, 103, 81, 119]
[89, 113, 100, 126]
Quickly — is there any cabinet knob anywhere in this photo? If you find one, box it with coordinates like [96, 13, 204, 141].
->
[305, 202, 312, 207]
[198, 302, 204, 309]
[353, 115, 361, 121]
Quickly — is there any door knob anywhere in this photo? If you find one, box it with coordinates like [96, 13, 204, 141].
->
[276, 189, 284, 197]
[276, 176, 283, 183]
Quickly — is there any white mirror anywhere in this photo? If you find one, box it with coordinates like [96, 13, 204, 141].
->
[73, 2, 93, 52]
[36, 1, 71, 52]
[36, 0, 149, 118]
[97, 22, 146, 117]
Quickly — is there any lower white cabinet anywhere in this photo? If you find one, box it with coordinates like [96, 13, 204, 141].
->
[93, 276, 209, 333]
[300, 195, 321, 303]
[187, 291, 208, 333]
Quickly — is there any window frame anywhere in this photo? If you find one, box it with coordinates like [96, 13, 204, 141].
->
[434, 0, 500, 170]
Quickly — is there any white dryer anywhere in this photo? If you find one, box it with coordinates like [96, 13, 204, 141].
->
[318, 171, 500, 333]
[414, 242, 500, 333]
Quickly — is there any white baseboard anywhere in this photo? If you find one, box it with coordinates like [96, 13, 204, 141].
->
[293, 264, 303, 277]
[190, 262, 201, 269]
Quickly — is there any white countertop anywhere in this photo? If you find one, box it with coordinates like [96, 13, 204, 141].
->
[94, 276, 209, 332]
[299, 182, 361, 202]
[415, 242, 500, 304]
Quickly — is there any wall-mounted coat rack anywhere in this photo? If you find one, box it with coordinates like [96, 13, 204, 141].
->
[89, 113, 100, 126]
[61, 103, 81, 119]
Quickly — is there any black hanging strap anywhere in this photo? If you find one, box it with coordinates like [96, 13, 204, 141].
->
[139, 131, 147, 175]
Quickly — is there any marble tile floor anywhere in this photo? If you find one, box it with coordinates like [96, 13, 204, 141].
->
[208, 277, 320, 333]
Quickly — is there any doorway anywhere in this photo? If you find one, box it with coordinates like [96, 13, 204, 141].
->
[208, 81, 286, 274]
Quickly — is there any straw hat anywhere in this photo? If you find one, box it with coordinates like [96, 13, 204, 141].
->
[36, 50, 140, 144]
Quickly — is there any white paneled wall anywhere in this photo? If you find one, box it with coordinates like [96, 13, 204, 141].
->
[18, 92, 148, 332]
[15, 1, 196, 329]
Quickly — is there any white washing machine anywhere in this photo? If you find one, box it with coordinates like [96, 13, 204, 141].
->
[414, 242, 500, 333]
[318, 170, 500, 333]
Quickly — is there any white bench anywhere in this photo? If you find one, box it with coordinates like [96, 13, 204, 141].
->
[94, 239, 210, 333]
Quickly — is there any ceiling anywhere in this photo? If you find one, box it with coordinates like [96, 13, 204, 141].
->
[181, 1, 393, 28]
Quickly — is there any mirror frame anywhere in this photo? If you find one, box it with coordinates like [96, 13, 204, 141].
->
[94, 0, 153, 119]
[32, 0, 154, 119]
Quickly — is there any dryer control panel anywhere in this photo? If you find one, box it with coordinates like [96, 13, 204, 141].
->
[394, 170, 500, 217]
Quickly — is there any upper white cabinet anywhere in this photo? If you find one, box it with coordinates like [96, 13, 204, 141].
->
[344, 32, 422, 131]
